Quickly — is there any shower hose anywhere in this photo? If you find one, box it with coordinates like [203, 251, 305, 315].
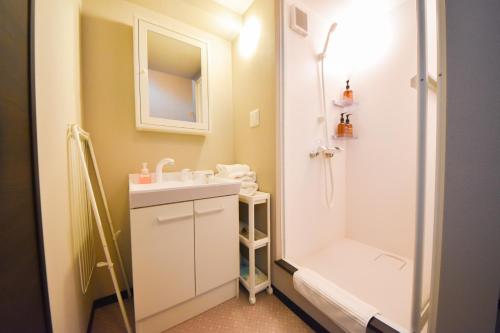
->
[319, 59, 335, 207]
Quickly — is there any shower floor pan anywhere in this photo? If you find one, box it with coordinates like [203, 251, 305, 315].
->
[293, 238, 430, 332]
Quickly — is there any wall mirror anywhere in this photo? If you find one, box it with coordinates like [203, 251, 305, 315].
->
[134, 18, 210, 134]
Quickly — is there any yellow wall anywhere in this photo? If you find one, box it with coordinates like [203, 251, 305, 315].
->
[232, 0, 277, 261]
[35, 0, 94, 332]
[81, 0, 235, 296]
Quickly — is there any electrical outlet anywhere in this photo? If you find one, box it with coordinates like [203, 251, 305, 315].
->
[250, 109, 260, 128]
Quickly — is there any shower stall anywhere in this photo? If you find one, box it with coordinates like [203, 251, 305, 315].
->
[277, 0, 443, 332]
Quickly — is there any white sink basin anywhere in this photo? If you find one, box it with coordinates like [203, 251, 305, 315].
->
[129, 172, 240, 208]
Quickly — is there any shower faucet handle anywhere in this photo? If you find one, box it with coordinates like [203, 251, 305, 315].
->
[309, 151, 320, 158]
[325, 146, 344, 158]
[324, 150, 335, 158]
[309, 146, 344, 159]
[309, 145, 326, 158]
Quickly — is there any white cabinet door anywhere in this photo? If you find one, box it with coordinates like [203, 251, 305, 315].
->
[194, 195, 238, 295]
[131, 201, 195, 320]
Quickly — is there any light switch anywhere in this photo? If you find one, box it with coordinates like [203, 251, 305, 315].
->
[250, 109, 260, 128]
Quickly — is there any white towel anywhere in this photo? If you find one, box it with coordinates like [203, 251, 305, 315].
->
[216, 164, 251, 177]
[226, 171, 256, 183]
[240, 181, 258, 196]
[293, 268, 379, 333]
[215, 164, 258, 196]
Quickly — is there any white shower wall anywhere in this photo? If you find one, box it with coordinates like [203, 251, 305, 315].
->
[283, 0, 437, 264]
[345, 0, 437, 263]
[345, 0, 418, 259]
[283, 0, 348, 261]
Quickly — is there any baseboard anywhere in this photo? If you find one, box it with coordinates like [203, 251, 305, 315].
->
[272, 285, 330, 333]
[86, 289, 133, 333]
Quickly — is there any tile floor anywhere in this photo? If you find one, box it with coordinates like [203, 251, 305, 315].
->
[91, 288, 313, 333]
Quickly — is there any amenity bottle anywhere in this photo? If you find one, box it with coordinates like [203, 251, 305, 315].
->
[337, 112, 346, 137]
[345, 114, 353, 137]
[343, 80, 354, 105]
[139, 162, 152, 184]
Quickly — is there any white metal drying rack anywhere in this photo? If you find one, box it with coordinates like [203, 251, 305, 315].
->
[68, 124, 132, 333]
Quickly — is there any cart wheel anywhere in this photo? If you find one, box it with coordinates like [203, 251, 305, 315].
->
[266, 286, 273, 295]
[249, 296, 256, 305]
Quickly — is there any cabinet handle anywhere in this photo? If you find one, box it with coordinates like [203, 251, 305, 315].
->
[156, 213, 193, 224]
[194, 206, 224, 216]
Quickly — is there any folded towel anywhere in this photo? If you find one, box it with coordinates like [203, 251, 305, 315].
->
[226, 171, 256, 183]
[216, 164, 258, 196]
[240, 181, 258, 196]
[216, 164, 251, 177]
[293, 268, 379, 333]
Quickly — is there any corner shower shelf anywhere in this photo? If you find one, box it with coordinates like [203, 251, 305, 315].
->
[332, 135, 358, 140]
[238, 191, 272, 304]
[333, 100, 359, 108]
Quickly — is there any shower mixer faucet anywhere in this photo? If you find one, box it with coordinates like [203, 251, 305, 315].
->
[309, 146, 344, 159]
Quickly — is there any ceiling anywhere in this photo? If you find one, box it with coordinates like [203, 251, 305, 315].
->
[126, 0, 244, 40]
[303, 0, 410, 20]
[211, 0, 255, 14]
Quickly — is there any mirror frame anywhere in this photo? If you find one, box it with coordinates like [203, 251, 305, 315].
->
[133, 17, 210, 135]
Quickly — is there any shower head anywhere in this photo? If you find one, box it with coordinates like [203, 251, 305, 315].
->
[319, 22, 338, 59]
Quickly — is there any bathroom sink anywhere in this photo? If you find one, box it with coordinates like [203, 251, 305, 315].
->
[128, 172, 240, 208]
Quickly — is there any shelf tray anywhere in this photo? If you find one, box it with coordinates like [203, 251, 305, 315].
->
[333, 100, 359, 108]
[332, 135, 358, 140]
[240, 256, 269, 287]
[239, 222, 269, 248]
[238, 191, 270, 205]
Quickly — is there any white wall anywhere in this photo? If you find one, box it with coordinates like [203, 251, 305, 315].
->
[431, 0, 500, 332]
[282, 0, 347, 262]
[35, 0, 93, 332]
[344, 0, 418, 259]
[345, 0, 437, 266]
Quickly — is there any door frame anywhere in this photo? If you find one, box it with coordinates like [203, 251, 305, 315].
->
[28, 0, 53, 330]
[427, 0, 448, 332]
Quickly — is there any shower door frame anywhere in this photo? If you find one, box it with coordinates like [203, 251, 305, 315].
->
[274, 0, 449, 332]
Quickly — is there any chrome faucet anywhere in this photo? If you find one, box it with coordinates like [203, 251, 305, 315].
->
[155, 158, 175, 183]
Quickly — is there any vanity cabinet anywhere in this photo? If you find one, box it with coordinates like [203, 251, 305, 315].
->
[194, 196, 239, 295]
[130, 201, 196, 320]
[130, 195, 238, 332]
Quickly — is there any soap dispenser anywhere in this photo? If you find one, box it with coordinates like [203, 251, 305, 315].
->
[343, 80, 354, 105]
[139, 162, 152, 184]
[345, 114, 353, 137]
[337, 112, 346, 137]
